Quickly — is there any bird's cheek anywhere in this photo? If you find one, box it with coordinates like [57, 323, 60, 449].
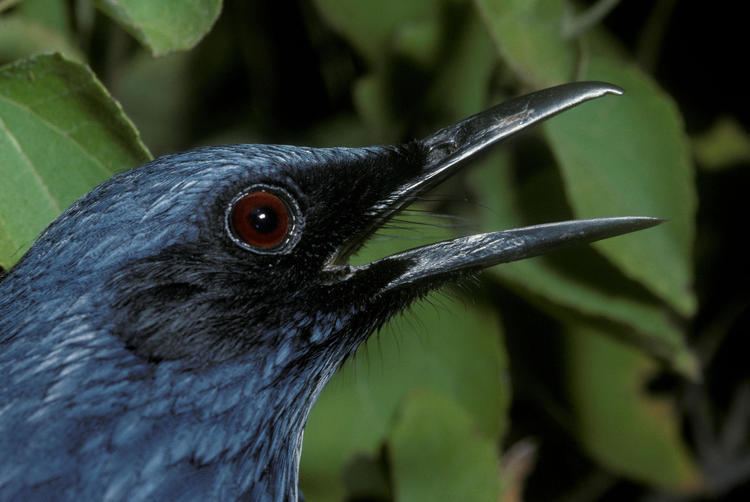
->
[304, 310, 355, 345]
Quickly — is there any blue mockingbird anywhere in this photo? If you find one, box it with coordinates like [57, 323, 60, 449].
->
[0, 82, 659, 500]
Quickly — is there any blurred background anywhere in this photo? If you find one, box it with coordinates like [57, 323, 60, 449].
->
[1, 0, 748, 500]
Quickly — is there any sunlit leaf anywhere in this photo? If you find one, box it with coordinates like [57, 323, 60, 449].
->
[0, 54, 150, 268]
[544, 58, 696, 316]
[565, 323, 702, 491]
[468, 151, 695, 373]
[95, 0, 222, 56]
[389, 392, 501, 501]
[474, 0, 575, 86]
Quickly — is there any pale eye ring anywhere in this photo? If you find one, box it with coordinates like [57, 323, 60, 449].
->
[225, 185, 301, 254]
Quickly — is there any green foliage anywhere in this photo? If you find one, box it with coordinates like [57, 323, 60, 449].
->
[0, 54, 149, 268]
[1, 1, 745, 500]
[389, 392, 502, 501]
[469, 151, 694, 373]
[474, 0, 575, 85]
[302, 291, 508, 501]
[545, 58, 696, 317]
[312, 0, 439, 68]
[0, 16, 82, 62]
[564, 324, 700, 491]
[302, 214, 508, 500]
[95, 0, 223, 56]
[16, 0, 72, 36]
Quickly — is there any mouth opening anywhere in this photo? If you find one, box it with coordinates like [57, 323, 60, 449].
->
[326, 82, 662, 290]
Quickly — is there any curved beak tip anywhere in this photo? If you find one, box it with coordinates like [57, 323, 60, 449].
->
[597, 82, 624, 96]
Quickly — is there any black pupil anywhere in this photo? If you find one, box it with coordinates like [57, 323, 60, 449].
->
[249, 205, 278, 234]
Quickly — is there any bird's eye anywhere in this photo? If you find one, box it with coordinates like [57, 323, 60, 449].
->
[228, 188, 297, 252]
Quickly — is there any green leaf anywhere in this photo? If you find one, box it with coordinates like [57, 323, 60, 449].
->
[693, 116, 750, 171]
[544, 58, 697, 316]
[95, 0, 222, 57]
[565, 323, 702, 492]
[0, 16, 83, 63]
[301, 299, 507, 501]
[16, 0, 72, 38]
[312, 0, 439, 67]
[301, 213, 509, 501]
[474, 0, 576, 86]
[468, 151, 695, 372]
[389, 392, 501, 502]
[0, 54, 150, 268]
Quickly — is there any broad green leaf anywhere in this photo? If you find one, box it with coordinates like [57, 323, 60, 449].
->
[389, 392, 501, 502]
[468, 151, 695, 373]
[693, 116, 750, 171]
[301, 214, 509, 501]
[474, 0, 575, 86]
[95, 0, 222, 56]
[312, 0, 439, 67]
[0, 54, 150, 268]
[544, 58, 697, 316]
[17, 0, 72, 38]
[565, 323, 702, 491]
[0, 16, 83, 63]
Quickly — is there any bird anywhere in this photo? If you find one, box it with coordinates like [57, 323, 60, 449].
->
[0, 82, 660, 501]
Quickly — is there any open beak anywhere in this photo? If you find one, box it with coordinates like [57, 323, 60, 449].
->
[355, 81, 662, 293]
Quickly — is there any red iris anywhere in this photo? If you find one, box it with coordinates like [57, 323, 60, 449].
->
[230, 191, 291, 249]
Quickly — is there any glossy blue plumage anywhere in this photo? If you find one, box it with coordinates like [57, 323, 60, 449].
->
[0, 145, 395, 500]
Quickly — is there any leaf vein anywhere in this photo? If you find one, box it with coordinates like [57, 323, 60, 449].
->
[0, 94, 113, 178]
[0, 113, 62, 215]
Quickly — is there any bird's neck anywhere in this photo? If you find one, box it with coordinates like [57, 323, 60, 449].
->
[160, 351, 338, 500]
[1, 265, 349, 500]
